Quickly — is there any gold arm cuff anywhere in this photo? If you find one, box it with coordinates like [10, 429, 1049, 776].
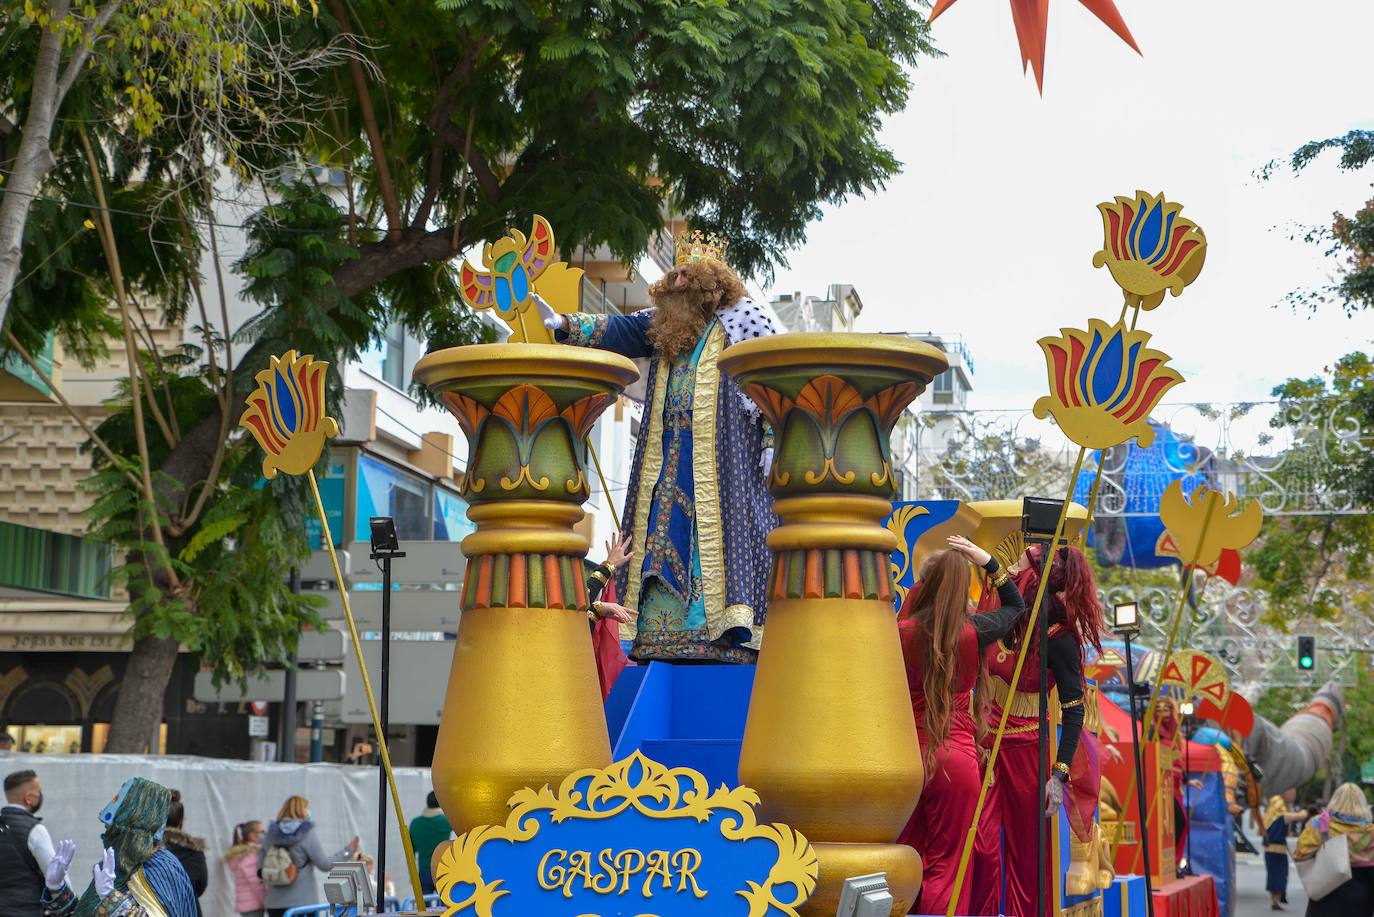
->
[990, 568, 1010, 588]
[586, 607, 600, 623]
[1060, 697, 1085, 709]
[1054, 761, 1071, 777]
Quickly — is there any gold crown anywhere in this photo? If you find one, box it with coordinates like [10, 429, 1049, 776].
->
[674, 229, 729, 267]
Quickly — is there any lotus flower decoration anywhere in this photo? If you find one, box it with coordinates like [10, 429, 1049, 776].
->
[240, 350, 339, 478]
[1158, 481, 1262, 569]
[1033, 318, 1182, 449]
[1092, 191, 1207, 310]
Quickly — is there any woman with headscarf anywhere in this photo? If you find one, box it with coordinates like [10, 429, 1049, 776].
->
[1260, 794, 1305, 910]
[43, 777, 198, 917]
[896, 534, 1027, 915]
[971, 543, 1104, 917]
[1293, 782, 1374, 915]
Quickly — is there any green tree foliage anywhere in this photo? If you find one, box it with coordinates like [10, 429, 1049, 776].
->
[1250, 353, 1374, 626]
[5, 0, 941, 749]
[1264, 130, 1374, 315]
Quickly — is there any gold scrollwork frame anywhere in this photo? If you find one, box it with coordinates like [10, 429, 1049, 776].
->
[435, 751, 819, 917]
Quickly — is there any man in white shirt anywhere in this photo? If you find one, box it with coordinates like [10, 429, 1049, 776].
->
[0, 770, 62, 917]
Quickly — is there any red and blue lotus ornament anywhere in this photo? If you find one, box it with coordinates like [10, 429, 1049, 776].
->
[1092, 191, 1207, 310]
[239, 350, 339, 478]
[1033, 318, 1182, 449]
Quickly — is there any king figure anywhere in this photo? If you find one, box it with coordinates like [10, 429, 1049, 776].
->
[539, 232, 779, 664]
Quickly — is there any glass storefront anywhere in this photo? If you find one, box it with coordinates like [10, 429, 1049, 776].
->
[307, 449, 472, 549]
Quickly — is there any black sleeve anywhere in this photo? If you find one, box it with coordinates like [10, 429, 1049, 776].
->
[971, 559, 1027, 648]
[585, 562, 613, 604]
[182, 849, 208, 897]
[1047, 634, 1086, 768]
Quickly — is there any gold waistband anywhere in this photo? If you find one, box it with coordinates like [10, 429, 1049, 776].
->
[988, 674, 1042, 718]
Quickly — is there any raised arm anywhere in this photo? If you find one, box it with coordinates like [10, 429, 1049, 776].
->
[944, 535, 1027, 648]
[538, 296, 655, 359]
[970, 561, 1027, 648]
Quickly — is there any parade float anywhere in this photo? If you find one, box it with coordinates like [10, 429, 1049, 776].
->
[230, 173, 1326, 917]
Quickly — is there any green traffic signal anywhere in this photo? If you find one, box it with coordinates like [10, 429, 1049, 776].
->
[1297, 636, 1316, 670]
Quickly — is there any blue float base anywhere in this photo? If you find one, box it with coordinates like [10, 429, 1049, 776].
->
[605, 662, 756, 788]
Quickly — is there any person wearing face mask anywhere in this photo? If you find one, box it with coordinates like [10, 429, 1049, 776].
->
[258, 796, 359, 917]
[1, 769, 60, 916]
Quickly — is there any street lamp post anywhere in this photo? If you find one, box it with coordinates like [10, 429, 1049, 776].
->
[1114, 602, 1155, 917]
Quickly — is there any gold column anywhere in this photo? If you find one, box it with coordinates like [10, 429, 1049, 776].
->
[721, 333, 949, 916]
[413, 344, 638, 836]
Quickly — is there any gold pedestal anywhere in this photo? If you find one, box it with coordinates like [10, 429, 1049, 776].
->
[721, 333, 949, 915]
[414, 344, 638, 835]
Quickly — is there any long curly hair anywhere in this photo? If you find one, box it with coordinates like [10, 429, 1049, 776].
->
[899, 550, 975, 770]
[1008, 544, 1104, 654]
[646, 260, 746, 360]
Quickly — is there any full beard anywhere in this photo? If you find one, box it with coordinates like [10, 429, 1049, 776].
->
[648, 293, 715, 361]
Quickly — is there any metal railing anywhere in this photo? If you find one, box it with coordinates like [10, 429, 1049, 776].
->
[580, 276, 615, 315]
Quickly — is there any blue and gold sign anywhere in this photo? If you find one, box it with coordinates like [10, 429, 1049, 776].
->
[435, 752, 817, 917]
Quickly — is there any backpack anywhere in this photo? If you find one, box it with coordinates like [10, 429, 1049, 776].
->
[261, 845, 298, 887]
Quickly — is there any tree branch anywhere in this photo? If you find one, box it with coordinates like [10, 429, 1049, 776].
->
[78, 127, 182, 594]
[56, 1, 120, 98]
[329, 0, 403, 238]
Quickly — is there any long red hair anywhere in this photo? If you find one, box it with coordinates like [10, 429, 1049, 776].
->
[1007, 544, 1103, 654]
[899, 550, 973, 770]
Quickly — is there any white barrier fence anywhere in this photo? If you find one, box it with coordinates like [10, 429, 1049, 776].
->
[0, 753, 433, 917]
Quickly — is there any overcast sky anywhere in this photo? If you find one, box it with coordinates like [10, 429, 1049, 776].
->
[763, 0, 1374, 411]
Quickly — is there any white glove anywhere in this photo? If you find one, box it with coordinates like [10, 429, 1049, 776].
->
[93, 847, 116, 898]
[1044, 776, 1066, 816]
[532, 294, 564, 333]
[45, 839, 74, 890]
[760, 447, 774, 477]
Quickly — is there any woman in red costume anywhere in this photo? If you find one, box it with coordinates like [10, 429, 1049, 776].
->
[972, 543, 1103, 917]
[897, 535, 1027, 916]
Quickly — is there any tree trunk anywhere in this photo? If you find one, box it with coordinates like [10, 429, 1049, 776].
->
[103, 633, 181, 753]
[0, 12, 67, 331]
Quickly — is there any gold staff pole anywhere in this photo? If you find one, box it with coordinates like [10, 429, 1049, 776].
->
[306, 470, 425, 901]
[946, 446, 1087, 917]
[585, 435, 622, 534]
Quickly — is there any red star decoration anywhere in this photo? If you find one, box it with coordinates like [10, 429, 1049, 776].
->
[930, 0, 1141, 92]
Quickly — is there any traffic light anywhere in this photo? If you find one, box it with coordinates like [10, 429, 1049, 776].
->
[1297, 635, 1316, 671]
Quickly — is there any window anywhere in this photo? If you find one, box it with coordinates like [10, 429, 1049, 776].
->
[932, 370, 953, 394]
[434, 488, 476, 542]
[356, 455, 431, 542]
[381, 322, 407, 389]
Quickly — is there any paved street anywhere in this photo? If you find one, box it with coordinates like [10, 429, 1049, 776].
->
[1234, 850, 1308, 917]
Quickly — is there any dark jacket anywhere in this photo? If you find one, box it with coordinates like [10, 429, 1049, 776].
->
[162, 828, 208, 917]
[0, 807, 44, 917]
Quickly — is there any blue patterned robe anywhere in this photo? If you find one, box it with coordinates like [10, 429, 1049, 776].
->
[562, 305, 776, 663]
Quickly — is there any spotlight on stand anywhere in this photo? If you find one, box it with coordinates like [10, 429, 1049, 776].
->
[1113, 599, 1156, 909]
[1112, 601, 1139, 636]
[367, 516, 405, 903]
[1021, 496, 1065, 540]
[324, 860, 375, 912]
[1020, 494, 1066, 917]
[369, 516, 399, 554]
[1180, 700, 1195, 717]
